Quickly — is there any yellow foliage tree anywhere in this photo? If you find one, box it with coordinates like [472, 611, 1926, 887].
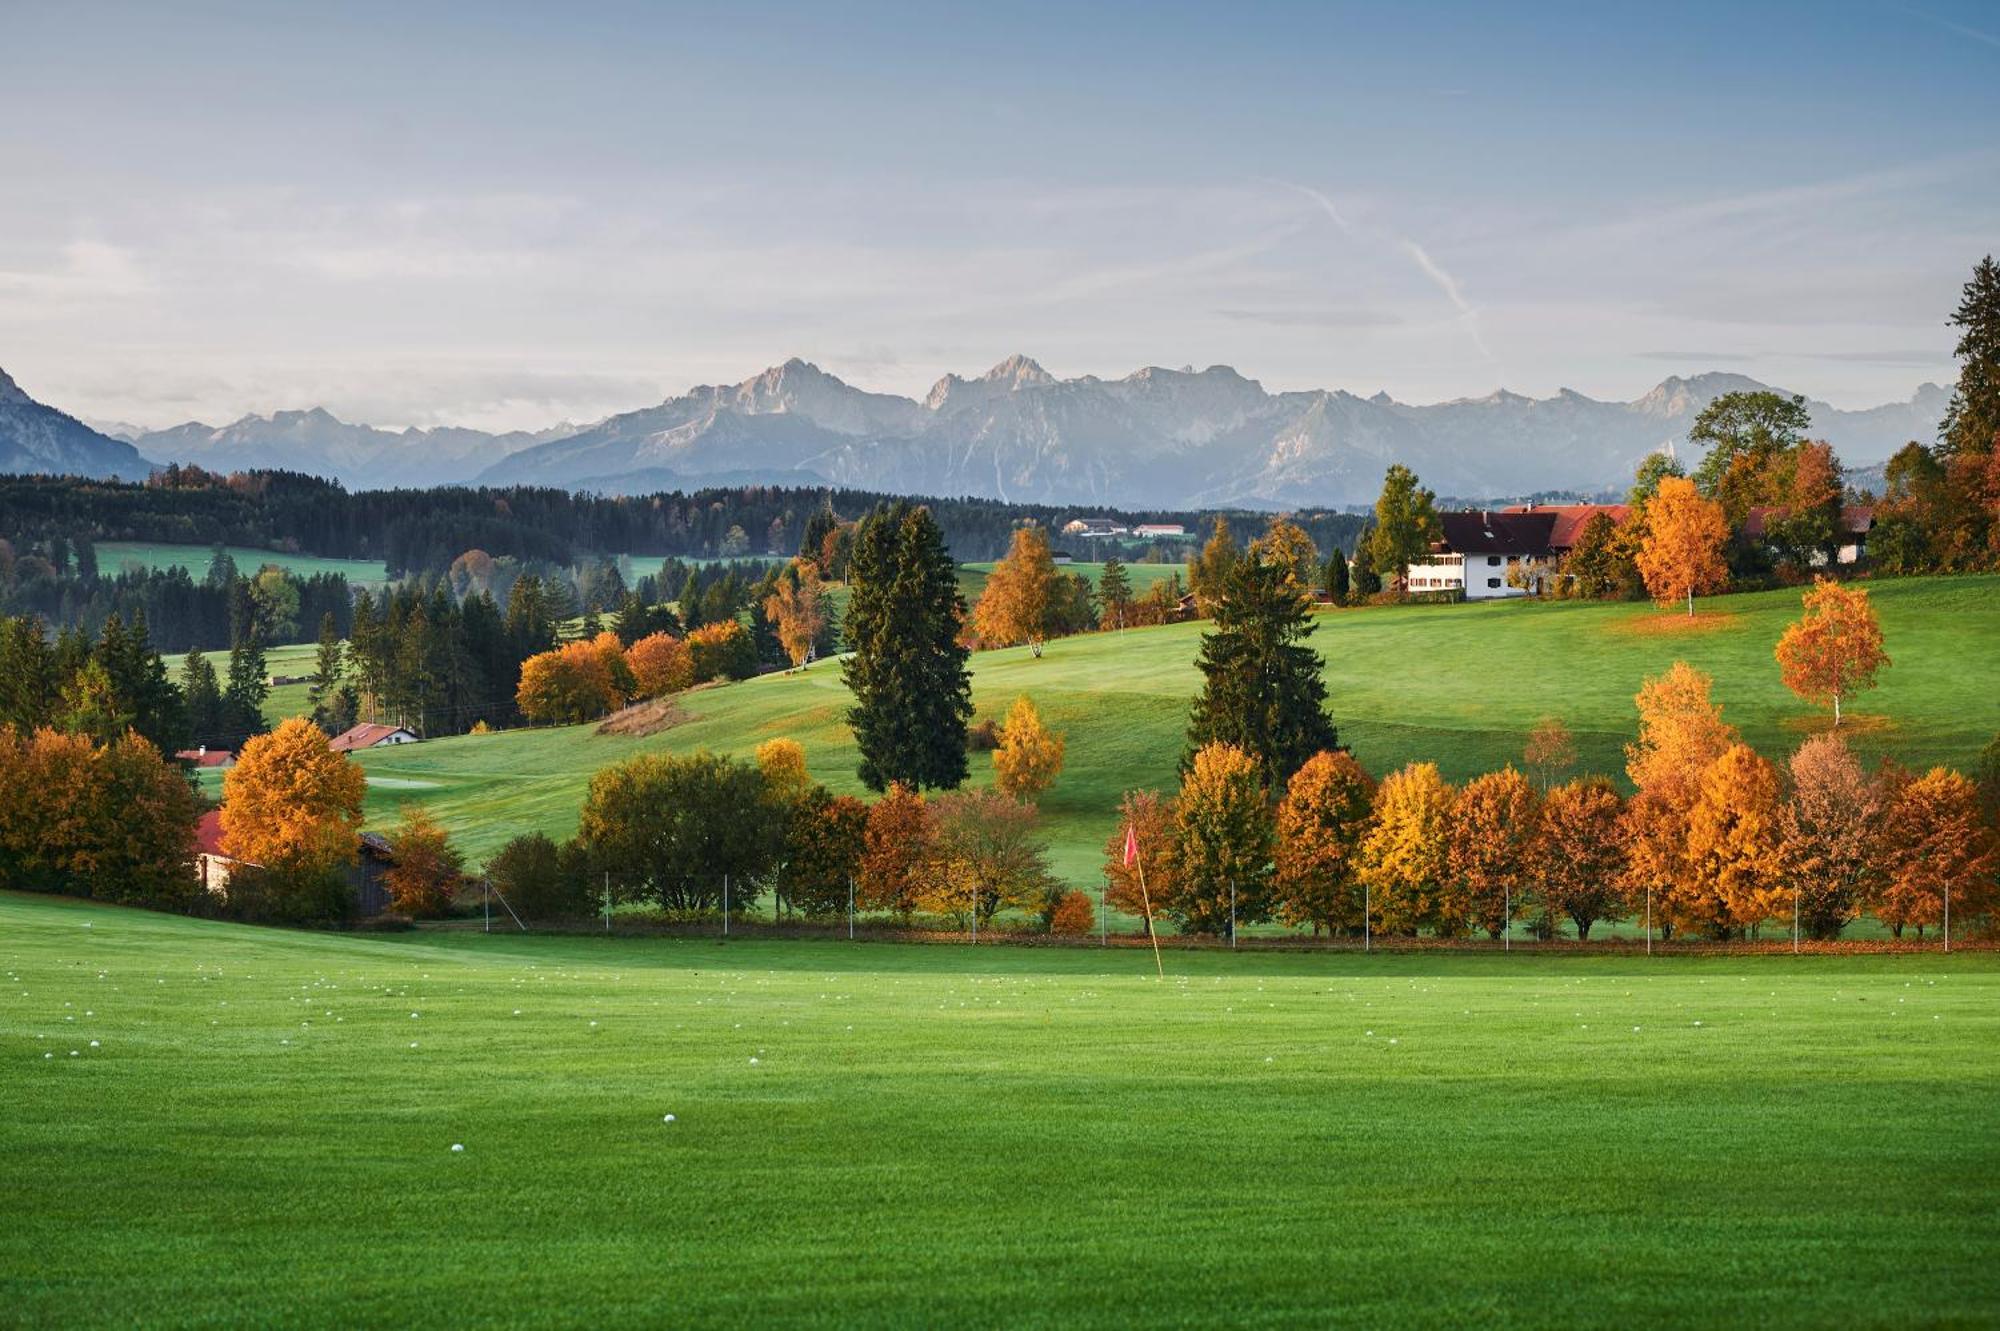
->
[1168, 741, 1273, 936]
[1622, 662, 1738, 938]
[220, 717, 366, 873]
[1522, 716, 1576, 791]
[1685, 743, 1785, 938]
[1635, 475, 1730, 615]
[626, 631, 694, 698]
[1357, 761, 1455, 935]
[1272, 750, 1375, 935]
[1248, 517, 1320, 598]
[1444, 766, 1539, 938]
[1101, 789, 1180, 929]
[1774, 578, 1890, 726]
[516, 633, 630, 723]
[973, 523, 1058, 656]
[755, 737, 813, 806]
[763, 560, 829, 668]
[992, 695, 1065, 801]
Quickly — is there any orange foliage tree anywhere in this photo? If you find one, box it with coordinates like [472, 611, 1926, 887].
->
[383, 804, 464, 918]
[992, 695, 1065, 802]
[1532, 777, 1627, 940]
[1684, 743, 1785, 939]
[1357, 761, 1456, 936]
[1047, 889, 1095, 936]
[1622, 662, 1738, 938]
[1774, 578, 1890, 727]
[687, 619, 756, 682]
[858, 782, 935, 920]
[926, 788, 1056, 928]
[1445, 766, 1539, 939]
[220, 717, 366, 874]
[626, 631, 694, 698]
[1778, 733, 1883, 939]
[1635, 475, 1730, 615]
[1247, 517, 1320, 597]
[0, 727, 199, 907]
[763, 560, 829, 668]
[1101, 789, 1180, 929]
[972, 523, 1058, 655]
[1272, 750, 1376, 935]
[780, 790, 869, 918]
[516, 633, 630, 723]
[1167, 741, 1274, 936]
[1877, 767, 1998, 938]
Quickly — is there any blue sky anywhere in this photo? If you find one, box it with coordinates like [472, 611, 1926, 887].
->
[3, 0, 1996, 429]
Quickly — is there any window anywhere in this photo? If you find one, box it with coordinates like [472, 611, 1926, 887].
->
[1487, 577, 1501, 589]
[1487, 555, 1501, 566]
[1506, 555, 1519, 565]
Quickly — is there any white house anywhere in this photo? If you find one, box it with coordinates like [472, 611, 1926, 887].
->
[1061, 517, 1128, 537]
[1407, 510, 1560, 600]
[328, 723, 420, 752]
[1133, 523, 1186, 538]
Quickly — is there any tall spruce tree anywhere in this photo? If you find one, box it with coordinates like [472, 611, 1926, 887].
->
[1942, 254, 2000, 458]
[223, 632, 269, 743]
[1183, 554, 1338, 788]
[1098, 555, 1133, 631]
[308, 612, 344, 726]
[182, 650, 224, 746]
[842, 501, 972, 791]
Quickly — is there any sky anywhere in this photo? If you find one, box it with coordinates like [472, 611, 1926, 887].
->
[3, 0, 1997, 432]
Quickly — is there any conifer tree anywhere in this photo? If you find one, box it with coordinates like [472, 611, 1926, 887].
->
[181, 650, 224, 746]
[307, 612, 344, 720]
[223, 633, 269, 742]
[843, 501, 972, 791]
[1941, 254, 2000, 458]
[1183, 554, 1337, 788]
[1097, 555, 1133, 631]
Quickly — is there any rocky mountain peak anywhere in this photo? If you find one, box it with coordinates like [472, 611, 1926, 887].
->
[982, 354, 1055, 388]
[0, 367, 32, 405]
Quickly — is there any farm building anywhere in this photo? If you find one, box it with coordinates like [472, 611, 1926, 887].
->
[193, 810, 397, 914]
[1061, 517, 1127, 536]
[174, 746, 235, 768]
[1133, 523, 1186, 538]
[329, 723, 420, 752]
[1742, 504, 1875, 564]
[1406, 510, 1560, 600]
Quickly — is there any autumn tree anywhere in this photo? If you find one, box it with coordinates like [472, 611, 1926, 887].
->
[516, 633, 631, 723]
[1689, 389, 1812, 521]
[992, 695, 1065, 802]
[383, 804, 464, 918]
[1523, 716, 1577, 791]
[1635, 476, 1730, 616]
[687, 619, 756, 682]
[1167, 742, 1274, 937]
[1357, 762, 1455, 935]
[843, 501, 972, 791]
[1774, 578, 1890, 727]
[626, 631, 694, 698]
[1183, 553, 1337, 788]
[1445, 766, 1539, 939]
[1877, 767, 1998, 938]
[1777, 734, 1883, 940]
[1187, 517, 1239, 616]
[220, 717, 367, 875]
[1685, 743, 1785, 939]
[1532, 777, 1627, 940]
[927, 788, 1057, 928]
[973, 523, 1059, 655]
[1102, 789, 1180, 931]
[763, 559, 830, 668]
[1248, 517, 1320, 597]
[859, 782, 935, 919]
[780, 790, 870, 918]
[1048, 890, 1096, 936]
[486, 832, 589, 920]
[1272, 750, 1375, 935]
[0, 728, 200, 908]
[1768, 441, 1845, 567]
[1622, 662, 1738, 939]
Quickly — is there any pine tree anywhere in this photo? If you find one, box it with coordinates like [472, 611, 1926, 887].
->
[94, 612, 186, 755]
[1183, 553, 1338, 788]
[842, 501, 973, 791]
[181, 650, 224, 746]
[1322, 548, 1349, 603]
[1941, 254, 2000, 458]
[223, 633, 269, 743]
[307, 612, 344, 722]
[0, 616, 56, 733]
[1097, 555, 1133, 631]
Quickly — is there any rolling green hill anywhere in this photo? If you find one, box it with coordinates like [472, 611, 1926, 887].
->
[347, 575, 2000, 881]
[2, 891, 1995, 1327]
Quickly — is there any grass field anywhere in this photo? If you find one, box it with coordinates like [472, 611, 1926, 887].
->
[2, 891, 1995, 1327]
[957, 558, 1186, 604]
[350, 575, 2000, 882]
[97, 541, 389, 586]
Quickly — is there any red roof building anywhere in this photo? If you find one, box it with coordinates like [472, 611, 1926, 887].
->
[328, 723, 420, 752]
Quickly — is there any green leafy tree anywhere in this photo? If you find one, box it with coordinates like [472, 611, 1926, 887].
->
[1688, 390, 1812, 518]
[1941, 254, 2000, 458]
[1628, 451, 1686, 507]
[577, 750, 780, 915]
[1183, 553, 1338, 788]
[842, 502, 973, 791]
[1365, 464, 1441, 594]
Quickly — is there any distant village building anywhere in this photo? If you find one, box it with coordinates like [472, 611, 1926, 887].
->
[174, 746, 235, 768]
[328, 723, 420, 752]
[1051, 550, 1074, 565]
[1061, 517, 1128, 537]
[1133, 523, 1187, 538]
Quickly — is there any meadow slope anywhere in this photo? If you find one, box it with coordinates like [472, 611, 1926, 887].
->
[350, 575, 2000, 881]
[2, 893, 1995, 1328]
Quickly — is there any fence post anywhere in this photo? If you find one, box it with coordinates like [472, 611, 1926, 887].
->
[1364, 881, 1371, 953]
[848, 875, 855, 941]
[1794, 889, 1800, 954]
[1503, 884, 1509, 953]
[723, 874, 730, 939]
[1944, 885, 1950, 954]
[603, 872, 610, 935]
[1229, 879, 1236, 950]
[1100, 882, 1107, 948]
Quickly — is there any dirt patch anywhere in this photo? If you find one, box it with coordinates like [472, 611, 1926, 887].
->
[1778, 711, 1898, 737]
[1611, 610, 1743, 637]
[597, 696, 694, 738]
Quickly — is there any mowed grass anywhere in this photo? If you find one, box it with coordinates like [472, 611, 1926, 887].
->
[97, 541, 389, 586]
[353, 575, 2000, 880]
[1, 891, 1995, 1328]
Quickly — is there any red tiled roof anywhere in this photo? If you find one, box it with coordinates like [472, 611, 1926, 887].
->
[195, 810, 228, 858]
[1500, 503, 1630, 550]
[328, 723, 413, 752]
[174, 748, 234, 767]
[1433, 510, 1556, 557]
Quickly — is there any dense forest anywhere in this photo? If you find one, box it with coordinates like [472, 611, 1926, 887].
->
[0, 467, 1369, 576]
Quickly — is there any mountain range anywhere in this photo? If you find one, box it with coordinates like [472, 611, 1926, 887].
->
[1, 359, 1950, 507]
[0, 369, 154, 482]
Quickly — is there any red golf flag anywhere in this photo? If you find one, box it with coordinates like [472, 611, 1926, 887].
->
[1123, 823, 1138, 868]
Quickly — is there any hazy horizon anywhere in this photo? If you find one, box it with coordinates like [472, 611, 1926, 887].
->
[5, 0, 1997, 432]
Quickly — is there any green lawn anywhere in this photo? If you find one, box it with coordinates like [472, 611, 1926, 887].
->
[352, 575, 2000, 882]
[97, 541, 389, 586]
[2, 891, 1994, 1327]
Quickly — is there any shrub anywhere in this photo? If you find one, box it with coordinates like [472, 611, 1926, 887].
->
[486, 832, 590, 920]
[218, 862, 354, 925]
[688, 620, 757, 682]
[1048, 889, 1095, 936]
[966, 718, 1003, 752]
[383, 805, 464, 918]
